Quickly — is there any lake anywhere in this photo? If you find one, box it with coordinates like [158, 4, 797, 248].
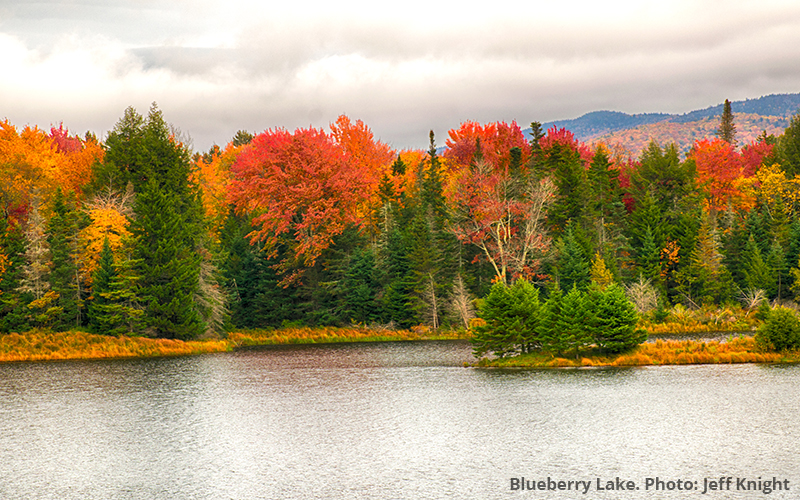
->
[1, 340, 798, 499]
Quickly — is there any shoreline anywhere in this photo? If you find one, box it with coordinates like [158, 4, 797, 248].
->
[2, 328, 798, 367]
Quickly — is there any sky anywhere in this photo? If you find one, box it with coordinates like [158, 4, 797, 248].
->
[1, 0, 800, 152]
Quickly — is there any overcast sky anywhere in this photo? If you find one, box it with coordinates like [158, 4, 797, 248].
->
[1, 0, 800, 152]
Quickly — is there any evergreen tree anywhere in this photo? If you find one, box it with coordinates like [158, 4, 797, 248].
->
[777, 112, 800, 178]
[88, 237, 119, 334]
[755, 307, 800, 351]
[472, 281, 517, 358]
[46, 189, 83, 329]
[339, 247, 382, 324]
[545, 146, 589, 233]
[716, 99, 737, 146]
[589, 283, 645, 354]
[676, 211, 733, 305]
[555, 285, 592, 357]
[555, 223, 591, 291]
[538, 284, 565, 355]
[0, 215, 30, 332]
[106, 104, 208, 339]
[743, 234, 772, 293]
[636, 225, 662, 284]
[766, 239, 788, 299]
[508, 279, 541, 353]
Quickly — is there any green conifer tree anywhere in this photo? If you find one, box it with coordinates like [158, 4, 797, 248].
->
[46, 188, 83, 329]
[716, 99, 737, 146]
[555, 223, 591, 291]
[589, 283, 645, 354]
[556, 285, 592, 358]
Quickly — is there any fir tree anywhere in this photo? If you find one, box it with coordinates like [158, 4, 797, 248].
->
[538, 285, 565, 355]
[589, 283, 645, 354]
[46, 189, 83, 329]
[555, 285, 592, 357]
[743, 234, 772, 293]
[555, 223, 591, 291]
[716, 99, 737, 146]
[472, 281, 517, 358]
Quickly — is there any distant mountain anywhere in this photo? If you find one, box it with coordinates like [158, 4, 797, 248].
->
[532, 93, 800, 156]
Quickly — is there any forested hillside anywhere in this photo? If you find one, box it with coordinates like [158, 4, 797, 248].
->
[2, 99, 800, 340]
[543, 93, 800, 155]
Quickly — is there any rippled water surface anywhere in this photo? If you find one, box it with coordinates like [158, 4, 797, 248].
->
[1, 340, 798, 499]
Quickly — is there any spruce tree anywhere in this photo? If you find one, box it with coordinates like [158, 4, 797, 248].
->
[716, 99, 737, 146]
[105, 104, 207, 339]
[777, 112, 800, 178]
[538, 285, 565, 355]
[556, 285, 592, 357]
[508, 279, 541, 353]
[743, 234, 772, 293]
[88, 237, 117, 334]
[472, 281, 517, 358]
[0, 215, 30, 332]
[589, 283, 645, 354]
[46, 188, 83, 329]
[555, 223, 591, 291]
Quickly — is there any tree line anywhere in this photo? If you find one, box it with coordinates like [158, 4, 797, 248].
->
[2, 102, 800, 343]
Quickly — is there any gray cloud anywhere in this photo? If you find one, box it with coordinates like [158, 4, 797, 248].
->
[1, 0, 800, 152]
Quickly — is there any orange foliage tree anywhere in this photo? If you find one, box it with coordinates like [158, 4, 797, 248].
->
[228, 126, 384, 284]
[191, 143, 241, 238]
[0, 121, 102, 215]
[690, 137, 773, 212]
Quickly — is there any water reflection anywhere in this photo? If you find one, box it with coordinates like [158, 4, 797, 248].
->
[0, 341, 798, 499]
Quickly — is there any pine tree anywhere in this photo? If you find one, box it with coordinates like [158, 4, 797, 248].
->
[46, 188, 83, 329]
[555, 285, 591, 358]
[555, 223, 590, 291]
[589, 283, 645, 354]
[766, 239, 788, 299]
[508, 278, 541, 353]
[538, 285, 566, 355]
[716, 99, 737, 146]
[88, 237, 118, 334]
[472, 281, 517, 358]
[743, 234, 772, 293]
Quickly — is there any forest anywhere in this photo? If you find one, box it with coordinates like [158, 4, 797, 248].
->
[1, 101, 800, 355]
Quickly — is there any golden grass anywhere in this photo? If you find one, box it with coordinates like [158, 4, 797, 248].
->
[0, 326, 473, 363]
[486, 337, 800, 368]
[0, 329, 228, 362]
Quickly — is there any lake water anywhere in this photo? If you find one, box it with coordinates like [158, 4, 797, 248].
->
[1, 340, 798, 499]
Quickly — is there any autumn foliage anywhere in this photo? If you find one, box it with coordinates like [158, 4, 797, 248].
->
[228, 122, 391, 283]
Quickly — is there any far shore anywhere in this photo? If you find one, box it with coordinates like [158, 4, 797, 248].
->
[1, 327, 798, 367]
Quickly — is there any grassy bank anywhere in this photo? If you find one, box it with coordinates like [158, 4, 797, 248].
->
[0, 326, 472, 363]
[482, 337, 800, 368]
[0, 329, 229, 362]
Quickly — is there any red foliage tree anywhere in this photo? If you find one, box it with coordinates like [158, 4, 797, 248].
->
[445, 120, 531, 173]
[227, 127, 377, 284]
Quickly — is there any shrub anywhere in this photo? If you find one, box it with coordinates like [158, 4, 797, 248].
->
[755, 307, 800, 352]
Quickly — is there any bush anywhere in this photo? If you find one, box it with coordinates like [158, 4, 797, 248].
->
[755, 307, 800, 352]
